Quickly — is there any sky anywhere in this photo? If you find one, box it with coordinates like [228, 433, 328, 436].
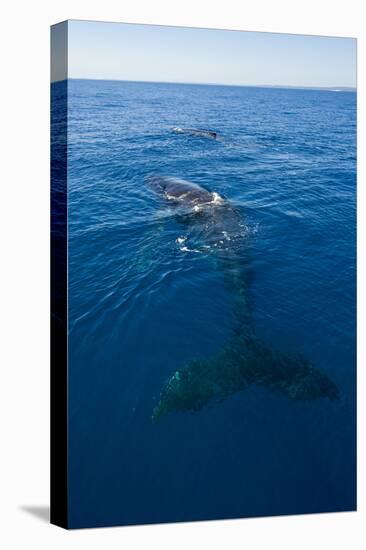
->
[51, 20, 356, 88]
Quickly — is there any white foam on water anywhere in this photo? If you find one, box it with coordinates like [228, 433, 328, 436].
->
[175, 235, 201, 253]
[211, 191, 224, 205]
[180, 244, 201, 253]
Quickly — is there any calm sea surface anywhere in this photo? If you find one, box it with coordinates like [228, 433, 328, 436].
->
[59, 79, 355, 527]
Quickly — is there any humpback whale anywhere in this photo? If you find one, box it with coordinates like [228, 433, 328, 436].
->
[148, 176, 339, 422]
[171, 127, 217, 139]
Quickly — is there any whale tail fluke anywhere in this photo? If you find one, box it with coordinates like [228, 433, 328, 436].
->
[152, 338, 339, 422]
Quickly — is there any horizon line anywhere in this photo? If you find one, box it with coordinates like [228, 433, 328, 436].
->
[51, 77, 357, 92]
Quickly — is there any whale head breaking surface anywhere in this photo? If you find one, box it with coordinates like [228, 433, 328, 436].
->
[148, 175, 224, 208]
[147, 175, 244, 254]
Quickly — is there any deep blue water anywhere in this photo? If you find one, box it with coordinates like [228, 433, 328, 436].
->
[63, 79, 355, 528]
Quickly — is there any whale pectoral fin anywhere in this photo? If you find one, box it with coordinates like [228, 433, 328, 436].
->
[255, 346, 339, 401]
[234, 339, 339, 401]
[152, 353, 250, 422]
[152, 339, 339, 422]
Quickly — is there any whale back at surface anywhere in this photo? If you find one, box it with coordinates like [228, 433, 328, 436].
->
[171, 127, 217, 139]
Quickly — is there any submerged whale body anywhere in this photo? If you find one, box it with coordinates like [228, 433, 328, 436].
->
[148, 176, 339, 421]
[172, 127, 217, 139]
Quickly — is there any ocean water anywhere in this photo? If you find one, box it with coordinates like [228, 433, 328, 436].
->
[61, 79, 355, 527]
